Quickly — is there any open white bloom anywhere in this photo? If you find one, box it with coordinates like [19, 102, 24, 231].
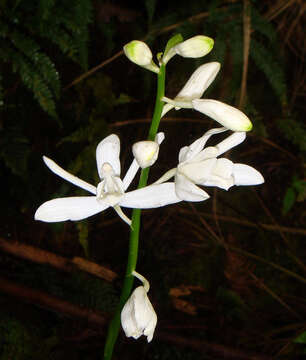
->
[162, 62, 253, 132]
[123, 40, 160, 74]
[132, 133, 164, 169]
[35, 133, 181, 226]
[121, 271, 157, 343]
[154, 127, 264, 201]
[162, 35, 214, 64]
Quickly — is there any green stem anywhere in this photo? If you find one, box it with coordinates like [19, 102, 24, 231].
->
[103, 64, 166, 360]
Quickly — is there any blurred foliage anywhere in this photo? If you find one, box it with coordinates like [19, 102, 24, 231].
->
[0, 0, 305, 359]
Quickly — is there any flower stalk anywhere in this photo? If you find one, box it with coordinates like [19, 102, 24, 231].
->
[103, 64, 166, 360]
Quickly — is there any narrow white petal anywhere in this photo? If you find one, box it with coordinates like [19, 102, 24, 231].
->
[96, 134, 121, 178]
[216, 132, 246, 156]
[35, 197, 108, 222]
[155, 132, 165, 145]
[175, 62, 221, 101]
[43, 156, 96, 195]
[122, 159, 140, 190]
[153, 168, 177, 185]
[175, 173, 210, 201]
[192, 99, 253, 132]
[119, 183, 181, 208]
[233, 164, 264, 186]
[161, 103, 174, 117]
[113, 205, 131, 226]
[180, 127, 227, 162]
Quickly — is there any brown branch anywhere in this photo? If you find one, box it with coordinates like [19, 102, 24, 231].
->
[177, 209, 306, 236]
[159, 332, 273, 360]
[0, 237, 118, 282]
[0, 276, 108, 328]
[238, 0, 251, 109]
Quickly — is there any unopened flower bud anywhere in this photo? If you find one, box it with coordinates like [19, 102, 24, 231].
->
[192, 99, 253, 132]
[132, 141, 159, 168]
[162, 35, 214, 64]
[123, 40, 159, 73]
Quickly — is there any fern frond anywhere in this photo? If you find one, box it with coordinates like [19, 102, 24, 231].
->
[0, 123, 31, 176]
[250, 38, 287, 105]
[251, 6, 277, 43]
[5, 46, 57, 117]
[9, 29, 60, 97]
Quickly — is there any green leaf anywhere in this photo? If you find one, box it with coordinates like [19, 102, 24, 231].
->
[294, 331, 306, 344]
[163, 33, 184, 58]
[282, 187, 296, 215]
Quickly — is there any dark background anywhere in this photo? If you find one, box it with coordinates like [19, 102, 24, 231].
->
[0, 0, 305, 359]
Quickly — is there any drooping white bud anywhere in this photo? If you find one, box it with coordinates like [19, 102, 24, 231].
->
[123, 40, 160, 74]
[121, 271, 157, 343]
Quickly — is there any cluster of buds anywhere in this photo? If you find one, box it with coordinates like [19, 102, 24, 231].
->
[35, 34, 264, 343]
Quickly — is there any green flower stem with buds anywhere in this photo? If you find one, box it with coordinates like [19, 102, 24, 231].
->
[103, 64, 166, 360]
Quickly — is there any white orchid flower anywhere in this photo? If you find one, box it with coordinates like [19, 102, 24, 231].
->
[162, 35, 214, 64]
[35, 133, 181, 226]
[123, 40, 160, 74]
[154, 127, 264, 201]
[161, 62, 253, 132]
[121, 271, 157, 343]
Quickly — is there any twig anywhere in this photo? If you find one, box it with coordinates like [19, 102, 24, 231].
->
[229, 246, 306, 286]
[159, 332, 273, 360]
[238, 0, 251, 109]
[177, 209, 306, 236]
[249, 272, 301, 319]
[0, 237, 118, 282]
[0, 276, 108, 328]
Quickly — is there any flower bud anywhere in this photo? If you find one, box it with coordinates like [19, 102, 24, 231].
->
[121, 272, 157, 342]
[175, 35, 214, 58]
[192, 99, 253, 132]
[132, 141, 159, 168]
[123, 40, 159, 73]
[162, 35, 214, 64]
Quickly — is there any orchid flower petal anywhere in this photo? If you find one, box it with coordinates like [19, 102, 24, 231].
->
[179, 127, 227, 162]
[179, 158, 217, 183]
[35, 197, 108, 222]
[175, 62, 221, 102]
[201, 176, 234, 190]
[113, 205, 131, 225]
[161, 103, 174, 117]
[211, 158, 233, 179]
[215, 131, 246, 156]
[120, 183, 181, 208]
[175, 173, 210, 201]
[96, 134, 121, 178]
[122, 159, 139, 191]
[43, 156, 96, 195]
[192, 99, 253, 132]
[155, 132, 165, 145]
[233, 164, 264, 186]
[153, 168, 177, 185]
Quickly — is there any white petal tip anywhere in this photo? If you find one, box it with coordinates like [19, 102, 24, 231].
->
[233, 164, 264, 186]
